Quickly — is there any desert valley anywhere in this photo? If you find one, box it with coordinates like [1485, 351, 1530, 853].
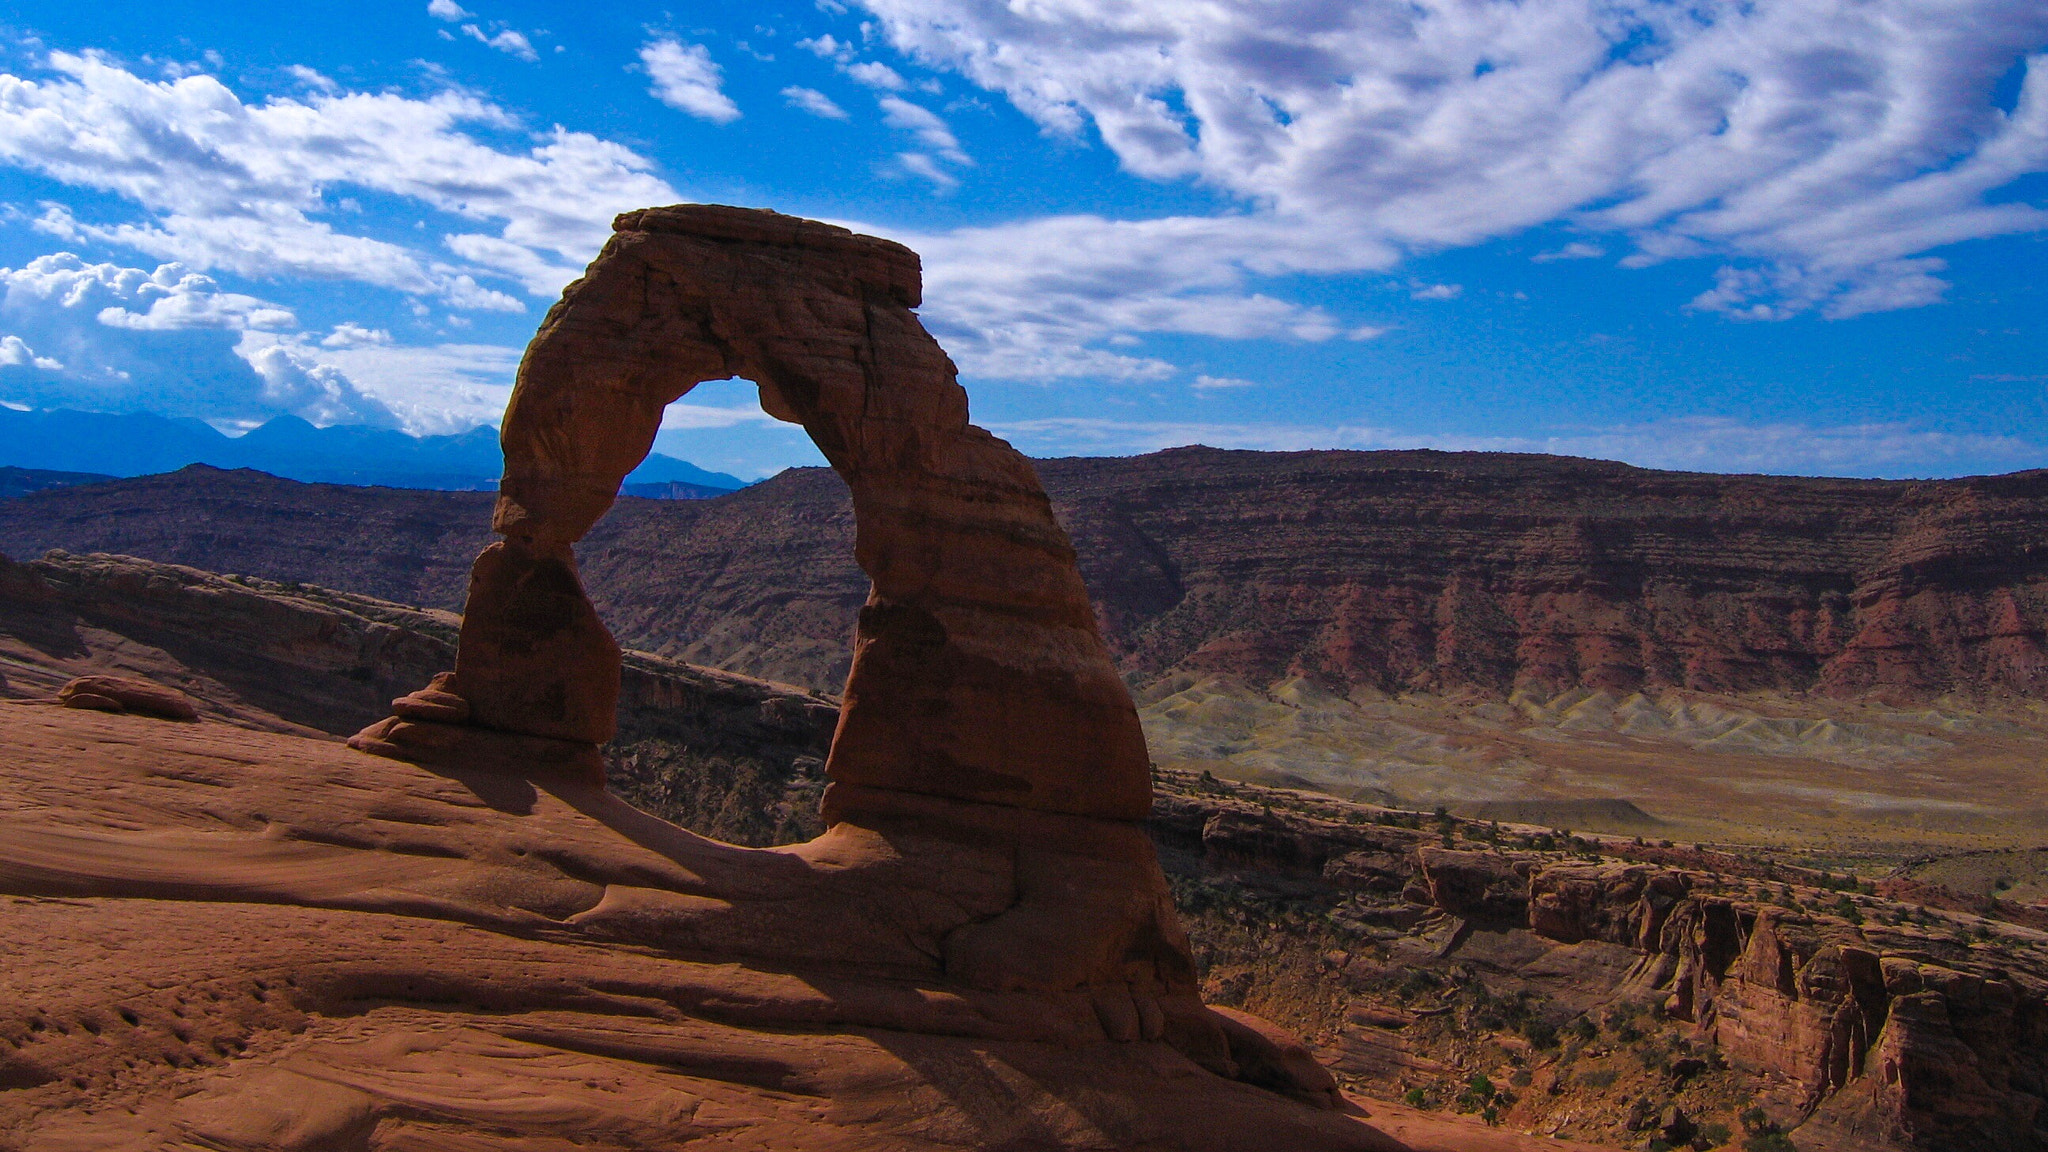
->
[1, 4, 2045, 1148]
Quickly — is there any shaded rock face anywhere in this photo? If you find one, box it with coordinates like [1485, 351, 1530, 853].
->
[1532, 865, 2048, 1149]
[1157, 784, 2048, 1151]
[368, 205, 1148, 823]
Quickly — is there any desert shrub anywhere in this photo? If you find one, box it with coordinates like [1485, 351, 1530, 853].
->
[1566, 1015, 1598, 1042]
[1578, 1068, 1618, 1089]
[1403, 1087, 1429, 1108]
[1698, 1120, 1733, 1148]
[1521, 1018, 1559, 1050]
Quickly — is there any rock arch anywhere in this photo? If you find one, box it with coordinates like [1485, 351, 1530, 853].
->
[357, 204, 1150, 822]
[345, 207, 1344, 1107]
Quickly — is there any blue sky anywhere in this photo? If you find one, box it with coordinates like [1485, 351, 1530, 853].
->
[0, 0, 2043, 479]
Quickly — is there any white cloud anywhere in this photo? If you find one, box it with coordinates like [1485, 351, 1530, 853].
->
[1191, 374, 1256, 390]
[846, 61, 907, 90]
[426, 0, 470, 20]
[462, 25, 538, 63]
[0, 252, 397, 428]
[859, 0, 2048, 320]
[0, 336, 62, 371]
[797, 35, 854, 62]
[1534, 241, 1606, 263]
[641, 39, 741, 123]
[1409, 283, 1462, 301]
[878, 95, 966, 163]
[0, 52, 677, 309]
[246, 331, 522, 434]
[886, 212, 1367, 382]
[657, 400, 787, 431]
[284, 65, 337, 94]
[891, 151, 958, 190]
[321, 323, 391, 348]
[986, 415, 2045, 478]
[781, 85, 849, 119]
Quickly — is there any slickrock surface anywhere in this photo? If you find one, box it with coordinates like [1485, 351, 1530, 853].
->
[0, 706, 1628, 1152]
[0, 706, 1387, 1151]
[0, 549, 838, 846]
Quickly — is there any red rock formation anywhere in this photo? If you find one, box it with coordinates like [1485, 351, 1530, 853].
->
[357, 204, 1148, 822]
[340, 205, 1308, 1106]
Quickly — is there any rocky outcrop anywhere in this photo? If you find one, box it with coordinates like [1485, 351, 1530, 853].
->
[57, 674, 197, 719]
[1150, 777, 2048, 1150]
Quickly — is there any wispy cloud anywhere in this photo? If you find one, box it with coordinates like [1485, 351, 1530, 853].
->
[863, 0, 2048, 321]
[462, 24, 538, 63]
[782, 85, 849, 119]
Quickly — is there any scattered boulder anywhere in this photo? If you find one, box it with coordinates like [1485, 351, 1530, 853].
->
[57, 675, 196, 720]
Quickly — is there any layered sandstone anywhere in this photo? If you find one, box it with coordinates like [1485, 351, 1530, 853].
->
[1149, 772, 2048, 1151]
[0, 705, 1407, 1152]
[9, 450, 2048, 705]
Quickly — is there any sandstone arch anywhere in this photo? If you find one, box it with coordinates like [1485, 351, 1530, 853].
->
[337, 206, 1344, 1108]
[358, 204, 1149, 822]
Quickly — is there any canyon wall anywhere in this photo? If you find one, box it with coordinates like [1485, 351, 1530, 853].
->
[4, 447, 2048, 702]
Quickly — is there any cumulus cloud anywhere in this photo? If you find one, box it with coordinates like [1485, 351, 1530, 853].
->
[241, 331, 522, 434]
[0, 335, 62, 371]
[0, 252, 397, 428]
[641, 39, 741, 123]
[859, 0, 2048, 320]
[426, 0, 470, 20]
[0, 52, 676, 309]
[781, 85, 849, 119]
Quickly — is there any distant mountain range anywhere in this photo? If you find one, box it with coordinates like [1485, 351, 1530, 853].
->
[0, 407, 746, 494]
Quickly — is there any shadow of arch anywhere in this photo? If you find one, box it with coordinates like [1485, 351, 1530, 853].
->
[437, 205, 1151, 823]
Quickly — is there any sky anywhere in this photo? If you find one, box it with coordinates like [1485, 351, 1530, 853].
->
[0, 0, 2043, 480]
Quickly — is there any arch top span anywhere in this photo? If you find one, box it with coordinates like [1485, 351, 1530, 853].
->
[371, 204, 1153, 823]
